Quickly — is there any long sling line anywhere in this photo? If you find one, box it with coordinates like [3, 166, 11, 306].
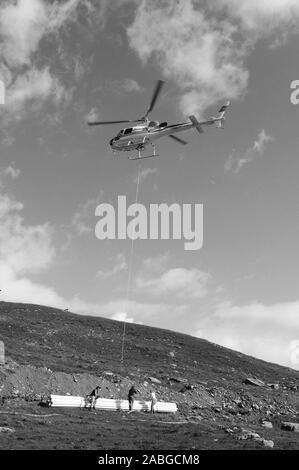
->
[120, 160, 142, 366]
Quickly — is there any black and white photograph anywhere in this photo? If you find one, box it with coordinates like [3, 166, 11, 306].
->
[0, 0, 298, 460]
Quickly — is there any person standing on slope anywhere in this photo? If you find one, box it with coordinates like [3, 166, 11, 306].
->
[86, 385, 101, 410]
[128, 385, 139, 412]
[150, 389, 157, 414]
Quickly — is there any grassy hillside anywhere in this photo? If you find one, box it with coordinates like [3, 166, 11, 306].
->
[0, 301, 297, 383]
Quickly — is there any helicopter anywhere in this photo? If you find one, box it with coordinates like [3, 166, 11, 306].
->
[88, 80, 230, 160]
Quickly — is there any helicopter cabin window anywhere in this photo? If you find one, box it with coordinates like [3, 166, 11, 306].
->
[124, 128, 133, 135]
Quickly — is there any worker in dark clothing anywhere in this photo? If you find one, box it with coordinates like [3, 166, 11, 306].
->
[86, 385, 101, 410]
[128, 385, 138, 412]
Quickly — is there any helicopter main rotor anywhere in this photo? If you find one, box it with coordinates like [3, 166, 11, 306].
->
[87, 80, 165, 127]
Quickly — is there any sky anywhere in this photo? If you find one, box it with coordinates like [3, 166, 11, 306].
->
[0, 0, 299, 370]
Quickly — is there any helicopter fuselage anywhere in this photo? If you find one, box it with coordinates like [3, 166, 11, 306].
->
[109, 119, 215, 153]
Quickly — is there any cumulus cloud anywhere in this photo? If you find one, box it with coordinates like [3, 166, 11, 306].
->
[85, 107, 100, 123]
[196, 300, 299, 370]
[142, 253, 171, 274]
[225, 129, 273, 174]
[0, 183, 111, 315]
[0, 170, 105, 314]
[127, 0, 248, 116]
[0, 0, 85, 120]
[0, 0, 82, 67]
[3, 163, 20, 180]
[101, 298, 188, 323]
[134, 167, 158, 183]
[0, 191, 55, 278]
[121, 78, 143, 93]
[127, 0, 299, 116]
[72, 193, 104, 236]
[96, 253, 127, 280]
[0, 186, 62, 309]
[104, 77, 143, 98]
[0, 163, 20, 185]
[136, 267, 211, 300]
[5, 67, 65, 118]
[0, 0, 48, 68]
[111, 311, 137, 323]
[212, 0, 299, 33]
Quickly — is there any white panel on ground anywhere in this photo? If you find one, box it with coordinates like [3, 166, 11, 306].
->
[50, 395, 177, 413]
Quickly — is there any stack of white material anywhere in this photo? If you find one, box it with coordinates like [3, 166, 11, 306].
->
[50, 395, 86, 408]
[50, 395, 177, 413]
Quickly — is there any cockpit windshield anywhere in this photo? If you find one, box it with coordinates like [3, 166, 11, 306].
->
[117, 128, 135, 137]
[117, 126, 145, 137]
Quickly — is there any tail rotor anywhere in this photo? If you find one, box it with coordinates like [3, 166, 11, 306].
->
[216, 100, 230, 128]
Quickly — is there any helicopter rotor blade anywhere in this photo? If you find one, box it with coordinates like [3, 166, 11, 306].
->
[143, 80, 165, 119]
[88, 119, 144, 126]
[169, 134, 188, 145]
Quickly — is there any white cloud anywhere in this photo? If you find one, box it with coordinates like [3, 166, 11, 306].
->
[0, 0, 84, 119]
[196, 300, 299, 370]
[127, 0, 249, 116]
[121, 78, 143, 93]
[112, 78, 143, 93]
[111, 311, 137, 323]
[85, 107, 100, 123]
[0, 0, 48, 68]
[252, 129, 273, 154]
[225, 129, 273, 174]
[80, 0, 136, 30]
[72, 194, 104, 236]
[0, 187, 66, 309]
[100, 298, 187, 323]
[127, 0, 299, 117]
[3, 164, 20, 180]
[136, 267, 211, 300]
[96, 253, 127, 280]
[0, 163, 21, 186]
[106, 77, 143, 97]
[142, 252, 171, 274]
[0, 185, 111, 315]
[224, 152, 234, 173]
[212, 0, 299, 33]
[0, 0, 82, 68]
[134, 167, 158, 183]
[5, 67, 66, 117]
[0, 192, 55, 277]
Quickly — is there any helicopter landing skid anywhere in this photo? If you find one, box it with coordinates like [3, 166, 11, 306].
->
[129, 143, 158, 161]
[128, 153, 159, 161]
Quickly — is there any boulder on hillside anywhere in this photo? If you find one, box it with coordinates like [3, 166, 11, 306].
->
[268, 383, 279, 390]
[169, 376, 188, 384]
[281, 422, 299, 432]
[262, 421, 273, 429]
[244, 377, 265, 387]
[238, 429, 261, 441]
[148, 377, 161, 384]
[262, 439, 274, 448]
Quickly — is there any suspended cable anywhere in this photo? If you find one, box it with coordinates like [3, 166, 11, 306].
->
[120, 160, 142, 366]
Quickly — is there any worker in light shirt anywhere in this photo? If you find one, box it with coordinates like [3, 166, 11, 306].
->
[150, 390, 157, 414]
